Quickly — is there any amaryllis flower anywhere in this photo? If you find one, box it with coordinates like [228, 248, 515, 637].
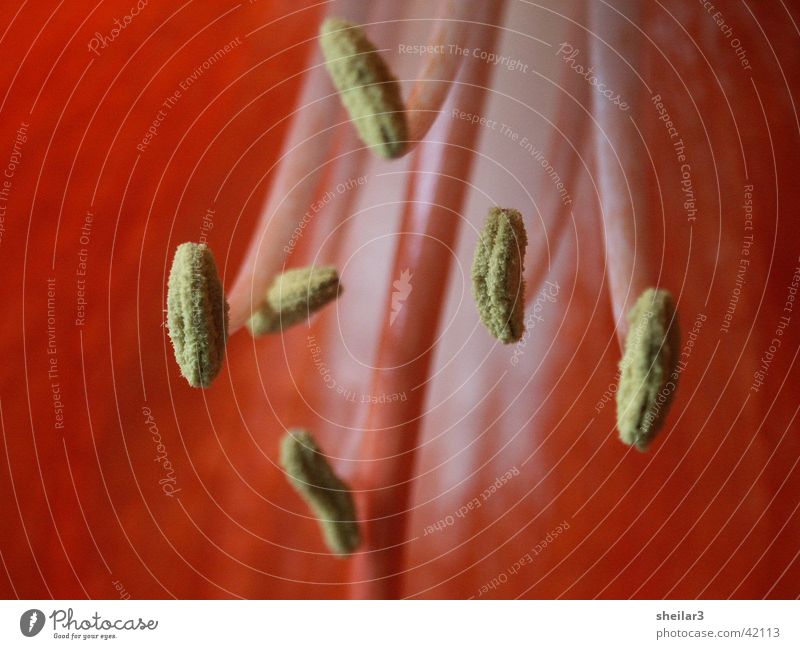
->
[1, 0, 799, 601]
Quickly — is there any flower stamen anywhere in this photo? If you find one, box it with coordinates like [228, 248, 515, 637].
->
[320, 17, 408, 159]
[280, 429, 360, 556]
[472, 208, 528, 344]
[616, 288, 680, 450]
[247, 266, 341, 335]
[166, 242, 229, 388]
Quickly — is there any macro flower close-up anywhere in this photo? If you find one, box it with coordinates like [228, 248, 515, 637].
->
[1, 0, 799, 611]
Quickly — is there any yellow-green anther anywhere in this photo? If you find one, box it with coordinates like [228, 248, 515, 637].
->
[280, 429, 361, 556]
[167, 242, 229, 388]
[616, 288, 680, 451]
[247, 266, 341, 336]
[472, 207, 528, 344]
[320, 17, 408, 159]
